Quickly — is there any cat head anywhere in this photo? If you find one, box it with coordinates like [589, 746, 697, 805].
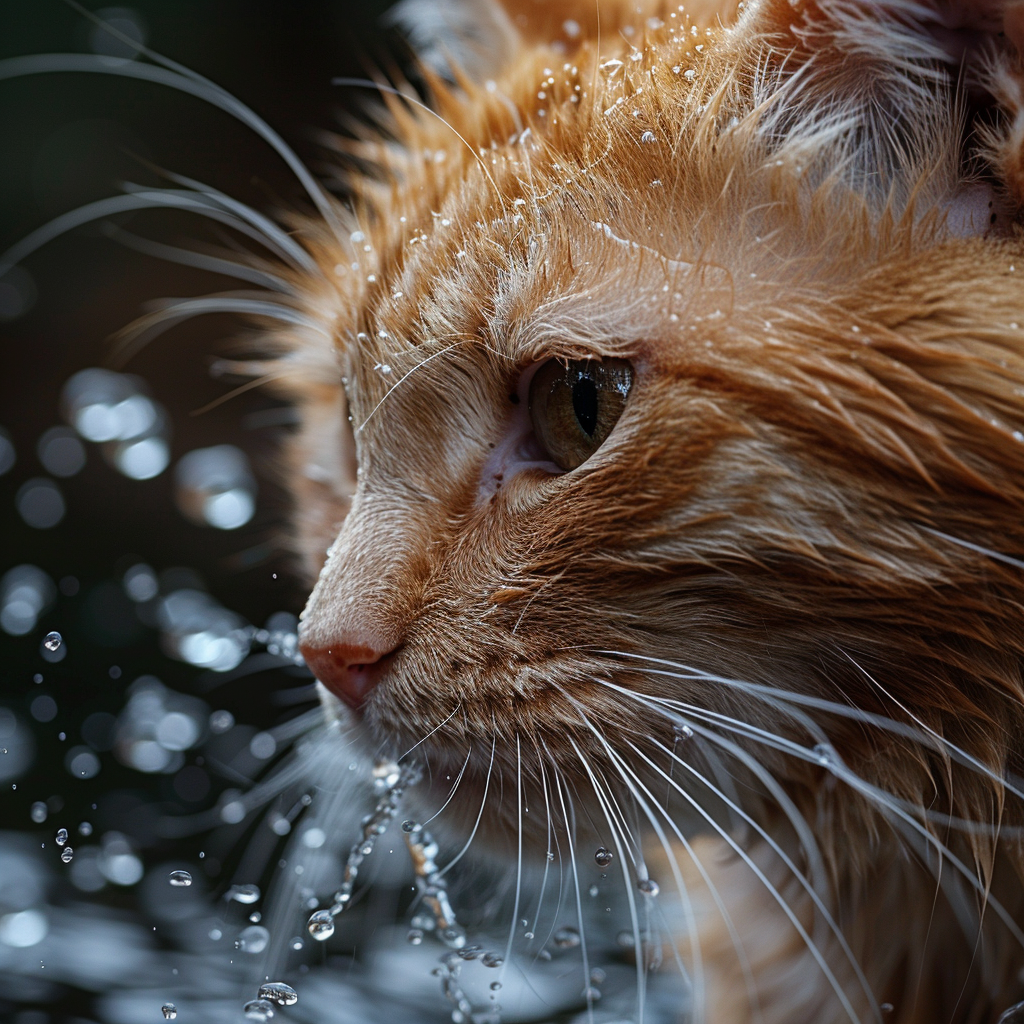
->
[277, 0, 1024, 853]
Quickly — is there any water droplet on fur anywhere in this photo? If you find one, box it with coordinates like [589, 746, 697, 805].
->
[55, 828, 68, 846]
[161, 1004, 177, 1020]
[594, 847, 613, 866]
[60, 846, 73, 863]
[880, 1005, 894, 1015]
[674, 723, 694, 739]
[307, 910, 335, 941]
[553, 927, 581, 949]
[257, 982, 298, 1006]
[638, 877, 660, 897]
[168, 870, 192, 887]
[242, 998, 275, 1021]
[43, 631, 62, 652]
[229, 884, 260, 904]
[235, 925, 269, 953]
[640, 130, 656, 144]
[812, 743, 834, 768]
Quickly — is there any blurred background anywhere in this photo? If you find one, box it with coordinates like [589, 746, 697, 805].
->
[0, 2, 403, 1020]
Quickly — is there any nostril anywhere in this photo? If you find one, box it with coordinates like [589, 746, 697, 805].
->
[299, 641, 392, 710]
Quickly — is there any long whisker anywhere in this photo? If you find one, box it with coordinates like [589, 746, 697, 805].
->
[356, 340, 473, 433]
[498, 734, 525, 991]
[421, 746, 472, 827]
[400, 702, 463, 760]
[548, 758, 596, 1024]
[437, 732, 497, 877]
[565, 735, 644, 1024]
[62, 0, 342, 235]
[101, 224, 293, 292]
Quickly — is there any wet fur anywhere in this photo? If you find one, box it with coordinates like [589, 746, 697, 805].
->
[260, 1, 1024, 1021]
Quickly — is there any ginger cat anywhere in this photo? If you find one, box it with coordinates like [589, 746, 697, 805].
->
[265, 1, 1024, 1020]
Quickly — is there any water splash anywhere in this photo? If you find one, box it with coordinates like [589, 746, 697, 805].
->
[306, 759, 419, 937]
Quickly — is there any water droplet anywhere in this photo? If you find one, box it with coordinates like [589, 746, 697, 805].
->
[594, 847, 613, 866]
[616, 930, 634, 947]
[43, 631, 62, 652]
[249, 911, 261, 923]
[55, 828, 68, 846]
[640, 130, 656, 144]
[489, 981, 502, 991]
[812, 743, 834, 768]
[407, 928, 424, 945]
[588, 884, 599, 897]
[553, 927, 581, 949]
[590, 968, 606, 985]
[401, 819, 420, 833]
[228, 883, 260, 905]
[880, 1005, 894, 1015]
[583, 985, 602, 1001]
[168, 870, 192, 887]
[307, 910, 335, 941]
[638, 877, 660, 897]
[674, 723, 694, 739]
[78, 821, 93, 836]
[257, 982, 298, 1006]
[235, 925, 270, 954]
[289, 936, 304, 951]
[60, 846, 73, 863]
[161, 1004, 177, 1020]
[481, 952, 503, 968]
[30, 802, 47, 824]
[242, 998, 276, 1021]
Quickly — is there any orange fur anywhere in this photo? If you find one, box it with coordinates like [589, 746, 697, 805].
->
[258, 1, 1024, 1020]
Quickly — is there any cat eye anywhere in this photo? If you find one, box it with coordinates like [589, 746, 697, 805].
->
[528, 358, 634, 471]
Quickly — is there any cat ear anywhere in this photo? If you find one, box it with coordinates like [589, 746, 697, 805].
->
[736, 0, 1024, 212]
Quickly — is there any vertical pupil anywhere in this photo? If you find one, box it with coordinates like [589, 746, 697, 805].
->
[572, 375, 599, 436]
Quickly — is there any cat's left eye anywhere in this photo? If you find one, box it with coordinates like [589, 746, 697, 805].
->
[528, 357, 634, 471]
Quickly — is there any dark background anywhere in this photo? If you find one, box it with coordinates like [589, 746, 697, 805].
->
[0, 0, 398, 1010]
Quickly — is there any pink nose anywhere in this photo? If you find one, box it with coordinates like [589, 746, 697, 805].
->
[299, 641, 390, 709]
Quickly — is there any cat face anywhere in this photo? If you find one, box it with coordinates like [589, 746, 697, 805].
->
[287, 0, 1024, 850]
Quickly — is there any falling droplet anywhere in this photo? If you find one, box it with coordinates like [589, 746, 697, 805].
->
[638, 877, 660, 897]
[406, 928, 424, 945]
[307, 910, 335, 941]
[553, 926, 581, 949]
[30, 801, 47, 824]
[257, 982, 298, 1006]
[235, 925, 270, 954]
[161, 1004, 177, 1020]
[242, 998, 275, 1021]
[588, 884, 599, 897]
[481, 952, 504, 968]
[168, 870, 192, 887]
[55, 828, 68, 846]
[228, 883, 260, 904]
[289, 936, 304, 951]
[594, 847, 613, 867]
[43, 631, 62, 652]
[60, 847, 73, 863]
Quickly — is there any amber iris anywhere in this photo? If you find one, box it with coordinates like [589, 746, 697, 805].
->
[528, 358, 634, 470]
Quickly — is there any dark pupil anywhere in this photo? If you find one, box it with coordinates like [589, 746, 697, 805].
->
[572, 375, 599, 436]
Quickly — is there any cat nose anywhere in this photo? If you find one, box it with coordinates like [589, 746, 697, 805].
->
[299, 641, 392, 709]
